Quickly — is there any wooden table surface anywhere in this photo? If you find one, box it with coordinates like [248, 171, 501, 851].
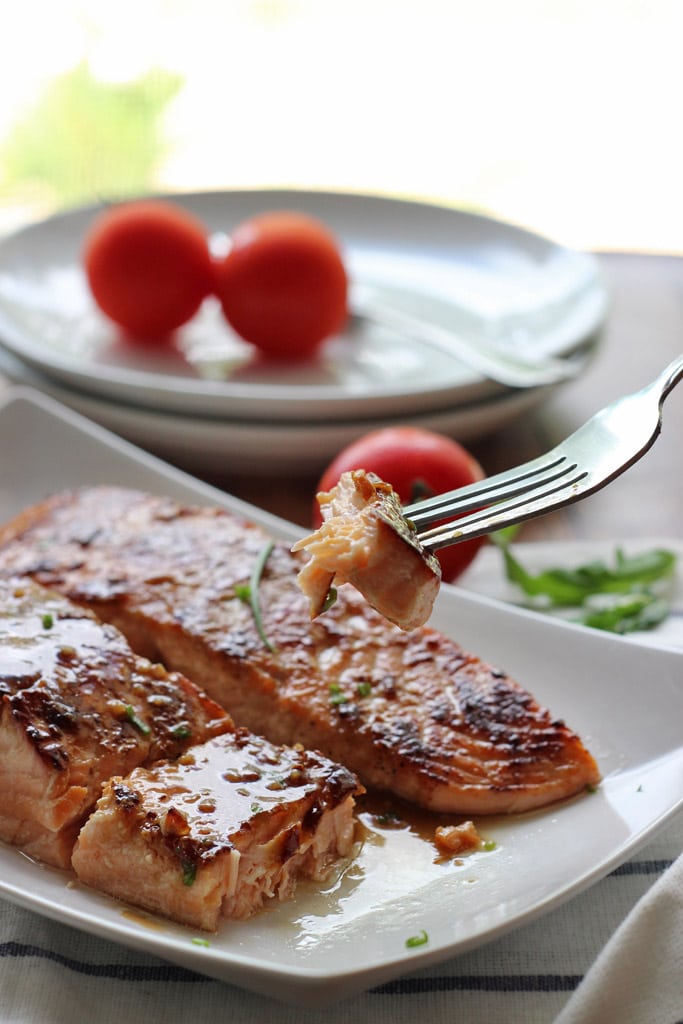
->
[1, 251, 681, 545]
[214, 251, 683, 544]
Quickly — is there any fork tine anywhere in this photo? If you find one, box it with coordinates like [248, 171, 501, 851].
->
[404, 450, 573, 528]
[418, 464, 590, 550]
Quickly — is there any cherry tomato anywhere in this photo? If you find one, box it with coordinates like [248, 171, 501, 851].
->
[213, 211, 348, 359]
[314, 426, 486, 583]
[83, 199, 214, 341]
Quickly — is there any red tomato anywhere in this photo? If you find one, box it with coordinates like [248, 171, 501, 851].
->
[314, 427, 486, 583]
[213, 211, 348, 359]
[83, 199, 214, 341]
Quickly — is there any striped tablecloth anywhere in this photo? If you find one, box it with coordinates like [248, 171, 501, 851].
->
[1, 541, 682, 1024]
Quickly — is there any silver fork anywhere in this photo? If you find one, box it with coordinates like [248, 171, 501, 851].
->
[405, 354, 683, 551]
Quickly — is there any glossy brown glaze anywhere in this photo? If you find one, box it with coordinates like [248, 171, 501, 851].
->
[0, 575, 230, 867]
[72, 727, 362, 930]
[0, 487, 600, 815]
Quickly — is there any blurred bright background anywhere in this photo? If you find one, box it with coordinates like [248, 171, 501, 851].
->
[1, 0, 682, 253]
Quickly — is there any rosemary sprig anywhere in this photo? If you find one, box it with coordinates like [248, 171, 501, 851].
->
[237, 541, 277, 652]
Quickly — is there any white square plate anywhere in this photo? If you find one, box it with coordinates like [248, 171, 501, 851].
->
[0, 386, 681, 1008]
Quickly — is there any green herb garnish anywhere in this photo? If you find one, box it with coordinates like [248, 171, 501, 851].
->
[191, 937, 210, 947]
[581, 591, 670, 634]
[329, 683, 348, 706]
[482, 839, 497, 851]
[124, 705, 151, 736]
[41, 613, 54, 629]
[237, 541, 277, 652]
[491, 534, 676, 634]
[322, 586, 338, 612]
[356, 682, 372, 697]
[182, 862, 197, 887]
[172, 724, 192, 740]
[405, 929, 429, 949]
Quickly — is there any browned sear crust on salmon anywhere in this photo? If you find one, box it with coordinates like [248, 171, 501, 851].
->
[293, 469, 441, 630]
[0, 486, 601, 815]
[72, 728, 362, 931]
[0, 575, 230, 868]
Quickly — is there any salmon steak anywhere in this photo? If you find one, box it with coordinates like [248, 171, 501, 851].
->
[293, 469, 441, 631]
[0, 486, 601, 815]
[72, 728, 362, 931]
[0, 575, 229, 868]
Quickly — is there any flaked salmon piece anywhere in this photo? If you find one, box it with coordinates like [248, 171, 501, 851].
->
[0, 575, 230, 868]
[433, 820, 484, 857]
[292, 469, 441, 631]
[0, 487, 601, 814]
[72, 728, 362, 930]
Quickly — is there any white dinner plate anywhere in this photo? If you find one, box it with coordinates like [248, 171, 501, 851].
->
[0, 387, 681, 1008]
[0, 190, 607, 422]
[0, 343, 552, 475]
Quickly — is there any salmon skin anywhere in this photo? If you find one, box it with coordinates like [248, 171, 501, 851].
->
[0, 575, 230, 868]
[0, 487, 601, 815]
[72, 728, 362, 931]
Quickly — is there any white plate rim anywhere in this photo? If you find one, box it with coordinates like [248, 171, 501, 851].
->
[0, 344, 560, 476]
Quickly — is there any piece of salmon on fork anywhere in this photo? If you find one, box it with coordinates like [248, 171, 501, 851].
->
[293, 469, 441, 631]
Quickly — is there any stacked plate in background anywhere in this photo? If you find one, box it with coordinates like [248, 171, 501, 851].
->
[0, 190, 608, 475]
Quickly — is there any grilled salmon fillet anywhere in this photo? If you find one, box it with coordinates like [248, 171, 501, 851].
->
[0, 487, 601, 814]
[293, 469, 441, 630]
[0, 575, 230, 868]
[72, 728, 361, 930]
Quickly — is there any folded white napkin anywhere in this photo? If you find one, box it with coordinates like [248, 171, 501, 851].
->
[554, 851, 683, 1024]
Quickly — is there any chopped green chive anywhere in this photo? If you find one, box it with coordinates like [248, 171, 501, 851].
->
[41, 612, 54, 629]
[237, 542, 277, 652]
[191, 937, 210, 947]
[172, 724, 192, 740]
[405, 929, 429, 949]
[322, 586, 338, 612]
[124, 705, 151, 736]
[182, 862, 197, 887]
[482, 839, 497, 851]
[329, 683, 347, 706]
[356, 682, 372, 697]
